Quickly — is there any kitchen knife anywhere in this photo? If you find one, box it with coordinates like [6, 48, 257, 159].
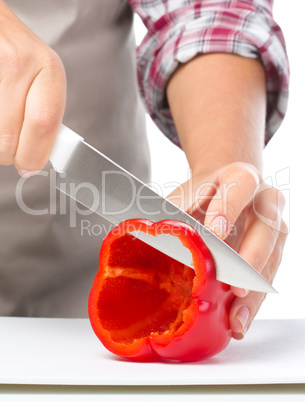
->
[49, 125, 276, 293]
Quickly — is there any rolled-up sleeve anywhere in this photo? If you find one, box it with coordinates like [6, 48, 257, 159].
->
[129, 0, 289, 146]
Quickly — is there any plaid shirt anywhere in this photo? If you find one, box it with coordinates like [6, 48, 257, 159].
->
[129, 0, 289, 146]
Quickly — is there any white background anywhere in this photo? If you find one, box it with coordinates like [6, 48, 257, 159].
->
[134, 1, 304, 320]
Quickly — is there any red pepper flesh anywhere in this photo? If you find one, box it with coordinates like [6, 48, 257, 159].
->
[88, 219, 234, 362]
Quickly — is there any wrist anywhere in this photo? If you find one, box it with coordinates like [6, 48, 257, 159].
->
[189, 150, 263, 180]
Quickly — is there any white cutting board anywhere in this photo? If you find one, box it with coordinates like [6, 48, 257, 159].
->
[0, 318, 304, 386]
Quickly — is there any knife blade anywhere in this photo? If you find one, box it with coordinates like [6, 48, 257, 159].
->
[49, 125, 276, 293]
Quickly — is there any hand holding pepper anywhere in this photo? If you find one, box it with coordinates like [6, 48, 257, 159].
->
[167, 162, 288, 340]
[165, 53, 288, 340]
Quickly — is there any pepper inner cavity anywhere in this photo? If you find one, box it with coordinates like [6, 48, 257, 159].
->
[97, 233, 195, 344]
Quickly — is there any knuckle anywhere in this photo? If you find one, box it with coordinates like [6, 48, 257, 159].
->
[0, 41, 27, 76]
[0, 133, 18, 157]
[225, 162, 261, 185]
[0, 40, 60, 80]
[268, 186, 281, 200]
[253, 187, 285, 223]
[44, 48, 61, 64]
[281, 220, 289, 236]
[259, 185, 285, 207]
[42, 49, 66, 79]
[29, 110, 59, 136]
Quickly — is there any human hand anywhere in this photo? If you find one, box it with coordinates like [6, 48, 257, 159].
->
[0, 0, 66, 176]
[167, 162, 288, 340]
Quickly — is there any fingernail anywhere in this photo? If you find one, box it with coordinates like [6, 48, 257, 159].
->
[18, 169, 40, 178]
[211, 215, 227, 238]
[235, 306, 250, 332]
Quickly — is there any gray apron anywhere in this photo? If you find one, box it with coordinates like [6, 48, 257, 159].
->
[0, 0, 150, 317]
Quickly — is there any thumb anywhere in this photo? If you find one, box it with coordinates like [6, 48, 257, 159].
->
[166, 177, 218, 224]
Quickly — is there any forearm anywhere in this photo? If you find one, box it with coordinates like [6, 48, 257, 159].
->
[167, 54, 266, 177]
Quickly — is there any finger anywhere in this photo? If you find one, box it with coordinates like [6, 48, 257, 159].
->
[185, 179, 218, 224]
[0, 78, 27, 165]
[230, 213, 281, 298]
[230, 292, 266, 340]
[229, 222, 287, 339]
[230, 187, 286, 297]
[15, 56, 66, 175]
[166, 175, 218, 224]
[204, 163, 260, 239]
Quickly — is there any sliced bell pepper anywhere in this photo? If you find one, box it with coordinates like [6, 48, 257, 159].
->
[88, 219, 234, 362]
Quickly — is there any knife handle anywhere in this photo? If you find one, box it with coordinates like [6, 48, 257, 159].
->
[49, 124, 84, 172]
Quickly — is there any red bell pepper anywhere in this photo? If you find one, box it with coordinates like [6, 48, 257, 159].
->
[88, 219, 234, 362]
